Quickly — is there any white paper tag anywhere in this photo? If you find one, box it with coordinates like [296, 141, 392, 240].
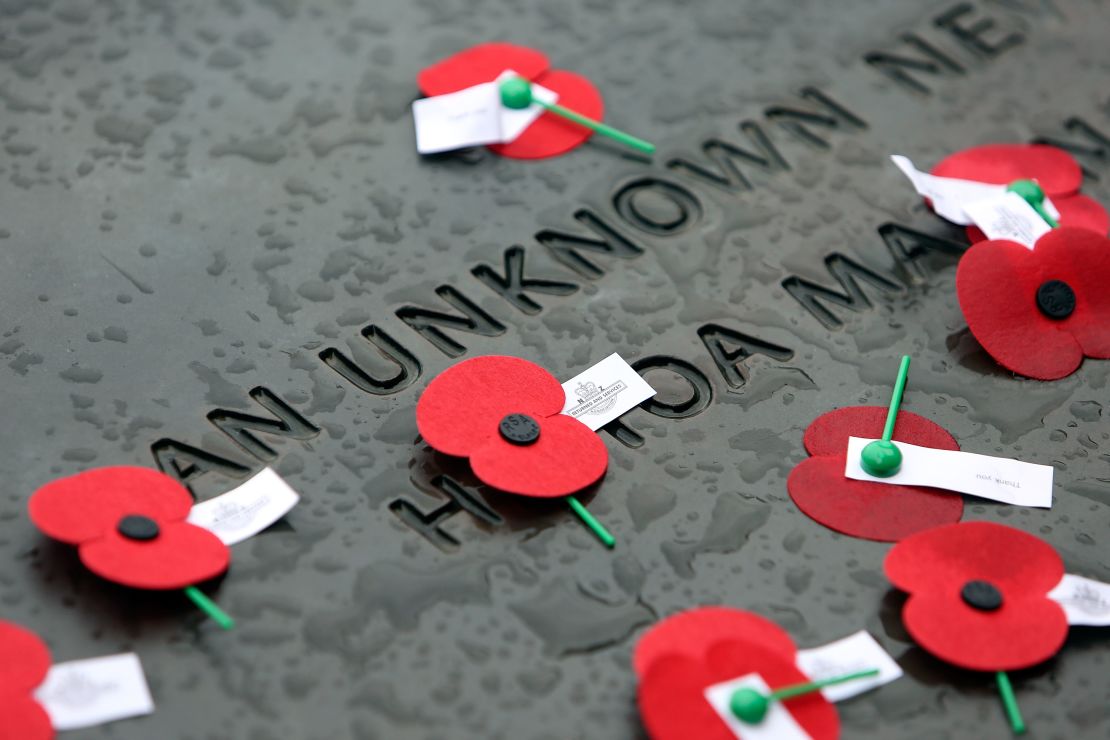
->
[413, 82, 504, 154]
[794, 631, 903, 703]
[187, 467, 300, 545]
[704, 674, 812, 740]
[963, 191, 1052, 249]
[412, 70, 556, 154]
[560, 353, 657, 431]
[844, 437, 1053, 508]
[35, 653, 154, 731]
[1049, 574, 1110, 626]
[891, 155, 1005, 225]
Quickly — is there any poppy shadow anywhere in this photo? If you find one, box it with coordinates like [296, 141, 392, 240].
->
[407, 440, 606, 535]
[947, 327, 1014, 378]
[29, 537, 233, 634]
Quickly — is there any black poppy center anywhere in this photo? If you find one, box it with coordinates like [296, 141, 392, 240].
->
[1036, 279, 1076, 320]
[961, 580, 1003, 611]
[117, 514, 160, 541]
[499, 413, 540, 445]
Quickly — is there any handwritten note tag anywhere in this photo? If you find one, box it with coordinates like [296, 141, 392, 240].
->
[412, 70, 557, 154]
[844, 437, 1053, 508]
[891, 155, 1005, 225]
[35, 653, 154, 731]
[1049, 574, 1110, 626]
[187, 467, 299, 545]
[890, 155, 1060, 228]
[704, 674, 812, 740]
[560, 353, 656, 431]
[963, 191, 1052, 248]
[413, 82, 504, 154]
[795, 631, 903, 702]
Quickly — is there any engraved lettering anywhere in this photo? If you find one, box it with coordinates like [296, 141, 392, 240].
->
[390, 475, 503, 551]
[320, 325, 422, 396]
[878, 222, 966, 284]
[782, 254, 906, 329]
[207, 386, 320, 462]
[396, 286, 506, 358]
[631, 356, 713, 418]
[535, 208, 645, 280]
[697, 325, 794, 389]
[150, 438, 251, 497]
[934, 3, 1023, 58]
[612, 177, 703, 235]
[764, 87, 868, 149]
[1034, 117, 1110, 182]
[667, 121, 788, 193]
[864, 33, 966, 94]
[471, 245, 579, 315]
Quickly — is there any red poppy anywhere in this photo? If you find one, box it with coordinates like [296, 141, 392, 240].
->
[416, 42, 603, 159]
[415, 356, 607, 497]
[885, 521, 1067, 672]
[956, 227, 1110, 380]
[29, 466, 230, 590]
[787, 406, 963, 542]
[633, 606, 796, 677]
[636, 608, 838, 739]
[0, 620, 53, 740]
[930, 144, 1109, 242]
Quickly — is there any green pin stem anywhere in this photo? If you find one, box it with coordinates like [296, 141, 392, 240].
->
[184, 586, 235, 630]
[567, 495, 615, 548]
[1007, 179, 1058, 228]
[996, 671, 1026, 735]
[729, 668, 881, 725]
[499, 77, 655, 156]
[860, 355, 911, 477]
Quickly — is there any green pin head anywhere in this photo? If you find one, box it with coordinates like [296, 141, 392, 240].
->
[499, 77, 533, 109]
[729, 687, 770, 724]
[1006, 179, 1046, 208]
[1007, 178, 1057, 228]
[861, 439, 902, 477]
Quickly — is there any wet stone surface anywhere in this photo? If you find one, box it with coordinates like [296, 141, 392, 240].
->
[2, 1, 1110, 738]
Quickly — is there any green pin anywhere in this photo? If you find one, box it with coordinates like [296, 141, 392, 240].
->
[996, 671, 1026, 735]
[498, 77, 656, 156]
[729, 668, 881, 725]
[1006, 179, 1058, 228]
[860, 355, 911, 478]
[567, 495, 615, 548]
[184, 585, 235, 630]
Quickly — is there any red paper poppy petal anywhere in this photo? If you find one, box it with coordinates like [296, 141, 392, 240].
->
[638, 654, 741, 740]
[788, 456, 964, 542]
[0, 621, 51, 692]
[469, 414, 607, 497]
[965, 193, 1110, 243]
[932, 144, 1082, 196]
[885, 521, 1064, 596]
[639, 642, 838, 740]
[901, 591, 1068, 671]
[29, 466, 194, 545]
[1030, 227, 1110, 359]
[1051, 193, 1109, 234]
[802, 406, 959, 458]
[416, 356, 567, 458]
[80, 522, 230, 590]
[956, 238, 1084, 379]
[488, 70, 603, 160]
[417, 42, 549, 96]
[0, 696, 54, 740]
[632, 606, 797, 677]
